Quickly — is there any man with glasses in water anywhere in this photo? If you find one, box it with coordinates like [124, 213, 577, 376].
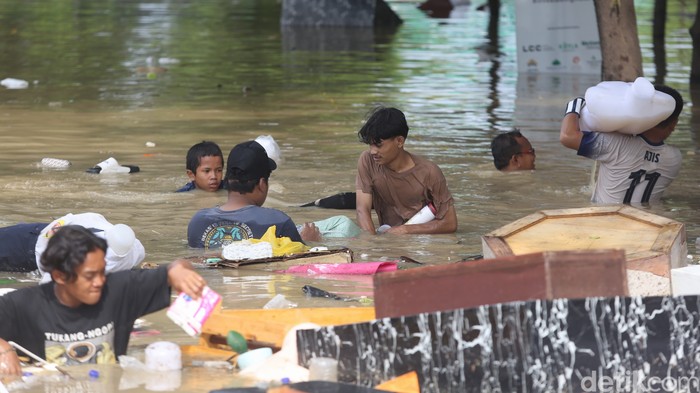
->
[490, 129, 536, 172]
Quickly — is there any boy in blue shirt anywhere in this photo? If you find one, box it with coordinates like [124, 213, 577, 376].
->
[176, 141, 226, 192]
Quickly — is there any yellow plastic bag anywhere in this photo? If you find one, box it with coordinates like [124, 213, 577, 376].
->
[250, 225, 308, 256]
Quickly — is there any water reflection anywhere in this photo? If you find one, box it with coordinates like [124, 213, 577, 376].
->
[281, 26, 400, 52]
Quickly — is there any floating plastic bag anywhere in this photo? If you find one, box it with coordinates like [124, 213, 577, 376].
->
[250, 225, 308, 256]
[580, 77, 675, 134]
[280, 261, 398, 275]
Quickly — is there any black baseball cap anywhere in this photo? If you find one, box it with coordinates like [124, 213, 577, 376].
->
[226, 140, 277, 182]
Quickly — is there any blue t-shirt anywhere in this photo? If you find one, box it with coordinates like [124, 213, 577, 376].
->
[175, 180, 225, 193]
[187, 205, 302, 249]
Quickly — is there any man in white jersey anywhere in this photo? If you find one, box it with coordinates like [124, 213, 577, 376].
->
[559, 85, 683, 204]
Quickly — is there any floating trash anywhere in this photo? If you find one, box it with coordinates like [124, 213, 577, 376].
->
[86, 157, 139, 174]
[221, 240, 273, 261]
[40, 158, 71, 169]
[1, 78, 29, 89]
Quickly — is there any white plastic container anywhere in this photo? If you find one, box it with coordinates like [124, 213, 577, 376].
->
[166, 286, 221, 336]
[145, 341, 182, 371]
[580, 77, 675, 134]
[308, 357, 338, 382]
[237, 347, 273, 370]
[405, 202, 437, 225]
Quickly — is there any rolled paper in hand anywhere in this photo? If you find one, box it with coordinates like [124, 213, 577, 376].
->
[405, 202, 437, 225]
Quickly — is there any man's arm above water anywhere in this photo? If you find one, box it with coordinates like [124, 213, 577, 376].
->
[355, 189, 376, 234]
[560, 97, 585, 151]
[384, 204, 458, 235]
[167, 259, 206, 300]
[0, 338, 21, 377]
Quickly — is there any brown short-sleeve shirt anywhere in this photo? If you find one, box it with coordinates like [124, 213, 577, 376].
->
[355, 150, 454, 226]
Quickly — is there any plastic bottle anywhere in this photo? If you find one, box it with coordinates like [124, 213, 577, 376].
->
[263, 294, 298, 309]
[308, 357, 338, 382]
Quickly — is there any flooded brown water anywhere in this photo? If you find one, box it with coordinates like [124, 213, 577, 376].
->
[1, 0, 699, 391]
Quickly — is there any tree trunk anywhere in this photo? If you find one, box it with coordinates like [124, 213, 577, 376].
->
[485, 0, 501, 128]
[593, 0, 643, 81]
[689, 0, 700, 84]
[487, 0, 500, 41]
[652, 0, 667, 84]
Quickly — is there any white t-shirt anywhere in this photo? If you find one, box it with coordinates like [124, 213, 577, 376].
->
[35, 213, 145, 282]
[578, 131, 681, 204]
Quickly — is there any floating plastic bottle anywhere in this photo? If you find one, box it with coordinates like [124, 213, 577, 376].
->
[263, 294, 298, 309]
[308, 357, 338, 382]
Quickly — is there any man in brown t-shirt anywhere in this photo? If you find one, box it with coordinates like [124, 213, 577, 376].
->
[355, 106, 458, 235]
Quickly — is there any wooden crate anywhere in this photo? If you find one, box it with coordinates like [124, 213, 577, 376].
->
[197, 307, 376, 351]
[482, 206, 686, 277]
[374, 249, 627, 319]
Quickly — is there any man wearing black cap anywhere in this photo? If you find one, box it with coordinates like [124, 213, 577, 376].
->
[187, 140, 320, 249]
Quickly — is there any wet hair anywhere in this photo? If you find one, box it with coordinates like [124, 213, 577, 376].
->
[357, 106, 409, 145]
[226, 177, 267, 194]
[186, 141, 224, 173]
[40, 225, 107, 282]
[491, 129, 524, 170]
[654, 85, 683, 127]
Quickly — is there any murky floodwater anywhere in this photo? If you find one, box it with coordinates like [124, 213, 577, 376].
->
[1, 0, 699, 391]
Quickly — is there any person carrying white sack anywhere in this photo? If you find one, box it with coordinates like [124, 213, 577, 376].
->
[560, 83, 684, 205]
[0, 212, 145, 282]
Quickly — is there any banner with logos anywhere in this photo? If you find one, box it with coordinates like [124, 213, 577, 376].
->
[515, 0, 601, 74]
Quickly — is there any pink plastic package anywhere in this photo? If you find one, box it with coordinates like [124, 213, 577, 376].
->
[166, 286, 222, 336]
